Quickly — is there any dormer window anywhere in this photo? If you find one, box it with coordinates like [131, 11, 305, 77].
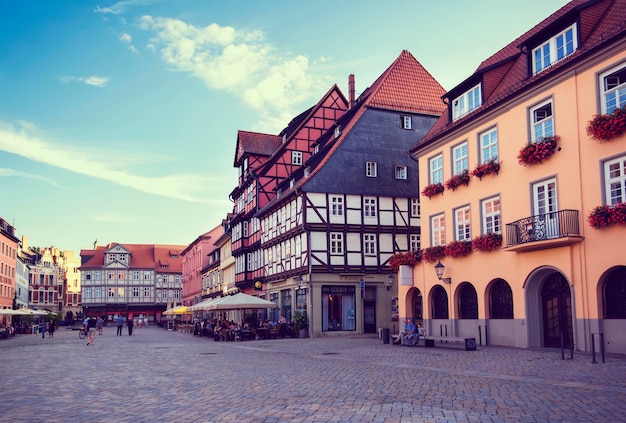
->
[334, 126, 341, 138]
[532, 23, 577, 74]
[314, 144, 319, 154]
[289, 179, 294, 189]
[282, 134, 287, 143]
[292, 151, 303, 165]
[452, 84, 481, 121]
[304, 167, 310, 177]
[402, 116, 412, 129]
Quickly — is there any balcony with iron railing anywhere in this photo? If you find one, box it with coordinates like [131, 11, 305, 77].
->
[505, 209, 583, 252]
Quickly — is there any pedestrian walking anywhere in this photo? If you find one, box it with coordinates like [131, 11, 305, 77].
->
[40, 320, 47, 339]
[86, 316, 97, 345]
[97, 316, 103, 335]
[127, 315, 134, 336]
[116, 315, 124, 336]
[48, 319, 55, 338]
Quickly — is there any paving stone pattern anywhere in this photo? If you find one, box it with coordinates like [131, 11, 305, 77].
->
[1, 326, 625, 422]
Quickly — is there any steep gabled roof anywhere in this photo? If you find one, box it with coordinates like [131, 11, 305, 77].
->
[80, 243, 185, 273]
[234, 130, 282, 166]
[417, 0, 625, 148]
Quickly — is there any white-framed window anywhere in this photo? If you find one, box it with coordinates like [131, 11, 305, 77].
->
[292, 151, 303, 165]
[243, 221, 248, 237]
[133, 271, 140, 280]
[402, 116, 412, 129]
[600, 62, 626, 114]
[247, 185, 254, 203]
[431, 213, 446, 246]
[143, 287, 151, 297]
[482, 196, 501, 234]
[330, 233, 344, 254]
[604, 155, 626, 205]
[108, 287, 115, 298]
[530, 99, 554, 142]
[84, 287, 91, 299]
[410, 234, 420, 252]
[452, 142, 469, 175]
[395, 165, 407, 180]
[532, 23, 577, 74]
[479, 128, 498, 164]
[331, 196, 344, 216]
[411, 198, 420, 217]
[363, 234, 376, 255]
[429, 154, 443, 184]
[364, 197, 377, 217]
[94, 287, 101, 298]
[334, 126, 341, 138]
[133, 287, 140, 298]
[455, 206, 471, 241]
[452, 84, 481, 120]
[366, 162, 377, 177]
[238, 194, 244, 213]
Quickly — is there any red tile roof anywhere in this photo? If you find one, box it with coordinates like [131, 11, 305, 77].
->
[80, 243, 186, 273]
[234, 130, 282, 165]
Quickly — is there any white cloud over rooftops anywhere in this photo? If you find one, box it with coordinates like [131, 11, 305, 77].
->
[61, 76, 110, 87]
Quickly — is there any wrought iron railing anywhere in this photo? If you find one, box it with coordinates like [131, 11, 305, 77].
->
[505, 209, 580, 247]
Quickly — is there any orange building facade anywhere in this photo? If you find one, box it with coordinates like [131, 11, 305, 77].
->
[403, 0, 626, 354]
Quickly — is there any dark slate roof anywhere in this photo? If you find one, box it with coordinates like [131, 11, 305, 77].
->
[417, 0, 626, 148]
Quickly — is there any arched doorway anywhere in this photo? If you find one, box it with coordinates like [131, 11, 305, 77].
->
[406, 287, 422, 321]
[541, 272, 573, 348]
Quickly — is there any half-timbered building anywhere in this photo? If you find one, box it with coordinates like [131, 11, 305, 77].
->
[255, 50, 446, 336]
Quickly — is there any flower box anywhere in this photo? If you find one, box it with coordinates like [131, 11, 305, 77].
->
[421, 183, 444, 198]
[444, 240, 472, 258]
[588, 202, 626, 229]
[471, 233, 502, 252]
[517, 136, 559, 166]
[586, 107, 626, 141]
[422, 246, 445, 263]
[445, 170, 470, 191]
[471, 160, 500, 180]
[388, 251, 421, 272]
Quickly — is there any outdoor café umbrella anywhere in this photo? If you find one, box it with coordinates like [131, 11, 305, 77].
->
[189, 296, 229, 311]
[17, 308, 49, 316]
[0, 309, 27, 315]
[162, 305, 191, 316]
[206, 292, 276, 311]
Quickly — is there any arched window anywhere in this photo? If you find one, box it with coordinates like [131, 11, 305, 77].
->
[604, 267, 626, 318]
[459, 283, 478, 319]
[489, 278, 513, 319]
[432, 286, 449, 319]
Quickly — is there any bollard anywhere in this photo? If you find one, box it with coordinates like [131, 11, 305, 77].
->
[382, 328, 390, 344]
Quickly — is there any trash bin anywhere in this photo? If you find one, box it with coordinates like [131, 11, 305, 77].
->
[382, 328, 390, 344]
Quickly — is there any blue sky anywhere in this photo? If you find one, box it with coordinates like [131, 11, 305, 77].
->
[0, 0, 569, 254]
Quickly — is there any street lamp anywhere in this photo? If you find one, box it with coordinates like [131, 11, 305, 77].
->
[434, 261, 451, 284]
[386, 274, 395, 291]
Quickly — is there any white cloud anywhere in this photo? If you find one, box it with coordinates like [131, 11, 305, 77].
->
[94, 0, 155, 15]
[139, 16, 328, 132]
[119, 33, 132, 43]
[61, 76, 109, 87]
[0, 167, 65, 188]
[0, 121, 223, 204]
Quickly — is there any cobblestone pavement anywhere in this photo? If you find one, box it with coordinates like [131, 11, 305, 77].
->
[1, 326, 625, 423]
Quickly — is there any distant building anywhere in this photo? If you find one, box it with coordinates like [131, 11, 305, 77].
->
[0, 217, 19, 324]
[28, 247, 64, 314]
[80, 242, 185, 324]
[181, 224, 223, 307]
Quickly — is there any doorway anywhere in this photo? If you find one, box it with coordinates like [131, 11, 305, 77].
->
[541, 272, 572, 348]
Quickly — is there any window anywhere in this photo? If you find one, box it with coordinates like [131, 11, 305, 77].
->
[482, 196, 501, 234]
[490, 279, 513, 319]
[480, 128, 498, 164]
[452, 84, 481, 120]
[452, 142, 469, 175]
[292, 151, 303, 166]
[334, 126, 341, 138]
[363, 234, 376, 255]
[84, 288, 91, 299]
[330, 233, 343, 254]
[108, 287, 115, 298]
[247, 185, 254, 203]
[604, 267, 626, 318]
[600, 63, 626, 114]
[411, 198, 420, 217]
[532, 23, 577, 74]
[402, 116, 412, 129]
[431, 213, 446, 246]
[322, 285, 356, 331]
[410, 234, 420, 252]
[458, 284, 478, 319]
[364, 197, 377, 217]
[455, 206, 471, 241]
[133, 287, 140, 298]
[429, 154, 443, 184]
[530, 100, 554, 142]
[604, 155, 626, 205]
[395, 165, 407, 180]
[331, 196, 344, 216]
[432, 286, 449, 319]
[133, 271, 140, 280]
[366, 162, 377, 177]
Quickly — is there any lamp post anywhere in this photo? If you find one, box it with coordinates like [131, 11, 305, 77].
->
[434, 261, 451, 284]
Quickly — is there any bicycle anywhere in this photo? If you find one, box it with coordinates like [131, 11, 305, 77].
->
[78, 328, 86, 339]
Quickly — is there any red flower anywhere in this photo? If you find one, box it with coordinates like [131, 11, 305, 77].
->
[421, 183, 444, 198]
[422, 246, 445, 263]
[587, 205, 613, 229]
[445, 170, 470, 191]
[387, 251, 421, 272]
[471, 160, 500, 180]
[444, 240, 472, 258]
[471, 233, 502, 252]
[517, 136, 559, 166]
[586, 107, 626, 141]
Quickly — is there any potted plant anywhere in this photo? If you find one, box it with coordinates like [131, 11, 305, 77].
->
[586, 107, 626, 141]
[471, 160, 500, 180]
[517, 136, 559, 166]
[387, 251, 421, 272]
[292, 310, 308, 338]
[472, 232, 503, 252]
[587, 202, 626, 229]
[422, 246, 445, 263]
[444, 169, 470, 191]
[421, 182, 444, 198]
[444, 240, 472, 257]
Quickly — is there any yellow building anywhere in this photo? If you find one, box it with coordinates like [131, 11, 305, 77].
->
[405, 0, 626, 354]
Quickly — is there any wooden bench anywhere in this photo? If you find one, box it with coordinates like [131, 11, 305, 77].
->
[423, 336, 476, 351]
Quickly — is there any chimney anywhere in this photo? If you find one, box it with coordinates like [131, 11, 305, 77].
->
[348, 74, 355, 109]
